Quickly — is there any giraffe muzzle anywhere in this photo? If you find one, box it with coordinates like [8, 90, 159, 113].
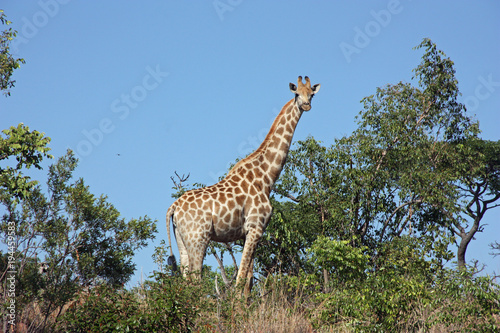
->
[301, 103, 312, 111]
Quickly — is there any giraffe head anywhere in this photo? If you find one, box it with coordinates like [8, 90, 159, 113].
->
[289, 76, 321, 111]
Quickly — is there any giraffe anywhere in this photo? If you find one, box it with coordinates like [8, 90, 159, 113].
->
[166, 76, 320, 295]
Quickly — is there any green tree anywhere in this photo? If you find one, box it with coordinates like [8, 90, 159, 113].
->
[453, 139, 500, 268]
[1, 10, 25, 96]
[0, 150, 157, 330]
[344, 38, 478, 246]
[0, 123, 53, 203]
[1, 12, 48, 204]
[261, 39, 480, 283]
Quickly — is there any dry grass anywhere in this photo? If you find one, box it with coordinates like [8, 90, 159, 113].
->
[204, 277, 351, 333]
[201, 276, 500, 333]
[4, 290, 88, 333]
[238, 289, 313, 333]
[7, 277, 500, 332]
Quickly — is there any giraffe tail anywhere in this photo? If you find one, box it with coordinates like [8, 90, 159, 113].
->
[166, 203, 178, 274]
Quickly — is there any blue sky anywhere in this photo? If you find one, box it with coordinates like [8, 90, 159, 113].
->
[1, 1, 499, 286]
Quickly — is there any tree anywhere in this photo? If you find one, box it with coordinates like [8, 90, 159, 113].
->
[454, 139, 500, 268]
[0, 10, 25, 96]
[0, 12, 45, 203]
[1, 123, 53, 203]
[259, 39, 481, 283]
[0, 150, 157, 330]
[346, 38, 478, 246]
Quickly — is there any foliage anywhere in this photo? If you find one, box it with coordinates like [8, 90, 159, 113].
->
[426, 268, 500, 332]
[0, 150, 157, 331]
[0, 10, 25, 96]
[309, 237, 500, 332]
[59, 250, 500, 332]
[255, 198, 314, 276]
[1, 123, 52, 202]
[1, 36, 497, 332]
[308, 236, 369, 284]
[1, 13, 45, 202]
[61, 273, 212, 333]
[141, 39, 500, 332]
[453, 139, 500, 267]
[60, 285, 145, 333]
[262, 39, 491, 281]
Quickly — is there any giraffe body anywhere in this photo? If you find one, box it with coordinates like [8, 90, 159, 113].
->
[167, 76, 320, 295]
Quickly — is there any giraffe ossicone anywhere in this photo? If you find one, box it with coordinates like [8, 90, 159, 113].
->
[166, 76, 320, 296]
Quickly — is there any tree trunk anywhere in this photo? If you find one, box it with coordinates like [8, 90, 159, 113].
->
[456, 215, 481, 269]
[457, 238, 468, 269]
[323, 268, 330, 293]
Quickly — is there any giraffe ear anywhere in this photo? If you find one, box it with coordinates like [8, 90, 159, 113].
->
[312, 83, 321, 94]
[289, 83, 297, 93]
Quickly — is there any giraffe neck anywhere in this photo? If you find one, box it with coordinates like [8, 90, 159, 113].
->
[226, 98, 302, 194]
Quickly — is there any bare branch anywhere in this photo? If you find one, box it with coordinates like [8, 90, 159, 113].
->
[210, 246, 230, 286]
[170, 171, 190, 191]
[379, 198, 422, 242]
[283, 192, 300, 203]
[225, 243, 239, 281]
[482, 192, 500, 206]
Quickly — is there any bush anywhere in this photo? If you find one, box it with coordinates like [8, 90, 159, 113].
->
[60, 285, 144, 332]
[60, 273, 210, 333]
[142, 272, 211, 332]
[58, 246, 500, 332]
[311, 238, 500, 332]
[427, 268, 500, 332]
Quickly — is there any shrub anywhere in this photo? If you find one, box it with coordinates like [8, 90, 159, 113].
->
[60, 285, 144, 332]
[60, 273, 211, 333]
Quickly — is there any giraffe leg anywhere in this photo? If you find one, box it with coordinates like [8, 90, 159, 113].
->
[174, 228, 190, 277]
[244, 257, 254, 298]
[236, 228, 261, 294]
[238, 205, 272, 296]
[186, 233, 210, 281]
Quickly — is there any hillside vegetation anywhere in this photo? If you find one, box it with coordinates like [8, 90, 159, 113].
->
[1, 14, 499, 331]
